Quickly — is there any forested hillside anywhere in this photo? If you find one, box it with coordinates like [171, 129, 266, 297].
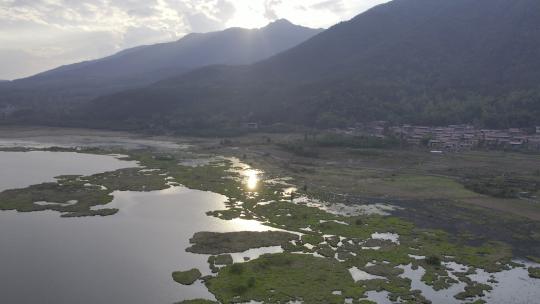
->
[85, 0, 540, 131]
[0, 19, 321, 117]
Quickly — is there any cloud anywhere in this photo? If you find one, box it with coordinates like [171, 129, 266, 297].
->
[1, 0, 236, 46]
[182, 0, 236, 32]
[0, 0, 389, 79]
[264, 0, 281, 20]
[311, 0, 346, 13]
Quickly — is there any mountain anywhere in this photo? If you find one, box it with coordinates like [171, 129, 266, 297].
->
[85, 0, 540, 130]
[0, 19, 322, 111]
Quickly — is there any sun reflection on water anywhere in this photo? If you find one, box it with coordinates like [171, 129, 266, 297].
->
[226, 218, 276, 232]
[243, 169, 260, 191]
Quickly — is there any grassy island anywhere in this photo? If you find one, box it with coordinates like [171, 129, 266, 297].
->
[529, 267, 540, 279]
[172, 269, 202, 285]
[186, 231, 299, 254]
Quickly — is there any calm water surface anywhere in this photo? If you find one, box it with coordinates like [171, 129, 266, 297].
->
[0, 151, 138, 191]
[0, 151, 273, 304]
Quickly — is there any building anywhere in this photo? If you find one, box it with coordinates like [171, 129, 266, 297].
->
[334, 122, 540, 151]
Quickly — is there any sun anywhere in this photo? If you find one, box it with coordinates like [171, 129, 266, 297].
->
[225, 0, 270, 29]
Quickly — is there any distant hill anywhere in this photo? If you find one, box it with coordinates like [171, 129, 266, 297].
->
[0, 19, 322, 111]
[85, 0, 540, 130]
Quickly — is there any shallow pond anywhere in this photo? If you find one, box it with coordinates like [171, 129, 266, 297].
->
[0, 151, 139, 191]
[468, 260, 540, 304]
[0, 151, 274, 304]
[396, 261, 540, 304]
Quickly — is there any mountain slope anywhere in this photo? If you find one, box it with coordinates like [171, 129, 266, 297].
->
[87, 0, 540, 130]
[0, 20, 322, 109]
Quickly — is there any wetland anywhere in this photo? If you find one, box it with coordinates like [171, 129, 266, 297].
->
[0, 128, 539, 304]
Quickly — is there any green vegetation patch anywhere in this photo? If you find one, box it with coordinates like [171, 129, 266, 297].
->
[155, 150, 521, 302]
[172, 268, 202, 285]
[528, 267, 540, 279]
[206, 253, 363, 304]
[377, 174, 478, 200]
[462, 174, 540, 199]
[186, 231, 299, 254]
[0, 150, 171, 217]
[214, 254, 234, 266]
[277, 142, 320, 158]
[82, 168, 170, 192]
[527, 256, 540, 263]
[0, 182, 114, 217]
[61, 208, 119, 218]
[454, 282, 492, 300]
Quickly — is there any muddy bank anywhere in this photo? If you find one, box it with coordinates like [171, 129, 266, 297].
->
[387, 198, 540, 258]
[0, 126, 184, 150]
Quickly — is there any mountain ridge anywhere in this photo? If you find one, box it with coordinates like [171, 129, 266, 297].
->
[85, 0, 540, 130]
[0, 19, 322, 109]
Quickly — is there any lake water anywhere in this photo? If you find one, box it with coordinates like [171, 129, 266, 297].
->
[0, 151, 139, 191]
[0, 151, 274, 304]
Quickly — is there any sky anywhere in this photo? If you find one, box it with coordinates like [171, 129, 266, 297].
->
[0, 0, 390, 80]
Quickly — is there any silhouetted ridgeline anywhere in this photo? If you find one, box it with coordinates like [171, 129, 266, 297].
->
[0, 19, 322, 119]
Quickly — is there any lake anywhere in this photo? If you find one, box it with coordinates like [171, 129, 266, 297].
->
[0, 151, 139, 191]
[0, 151, 273, 304]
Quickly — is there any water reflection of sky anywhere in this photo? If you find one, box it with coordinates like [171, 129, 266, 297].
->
[0, 151, 138, 192]
[0, 185, 279, 304]
[0, 150, 280, 304]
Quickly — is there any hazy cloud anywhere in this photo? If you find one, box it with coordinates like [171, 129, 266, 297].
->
[0, 0, 390, 79]
[311, 0, 346, 13]
[264, 0, 281, 20]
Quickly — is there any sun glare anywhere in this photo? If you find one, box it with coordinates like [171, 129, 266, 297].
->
[226, 218, 274, 232]
[244, 169, 260, 191]
[225, 0, 270, 29]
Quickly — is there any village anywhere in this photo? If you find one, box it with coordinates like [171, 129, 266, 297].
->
[340, 122, 540, 152]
